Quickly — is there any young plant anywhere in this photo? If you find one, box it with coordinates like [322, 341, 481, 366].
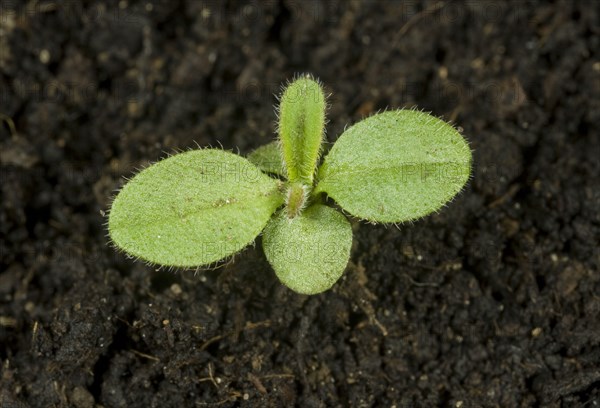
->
[108, 75, 472, 294]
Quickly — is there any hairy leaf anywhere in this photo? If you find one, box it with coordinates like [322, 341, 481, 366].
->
[247, 141, 286, 177]
[262, 204, 352, 294]
[109, 149, 284, 267]
[278, 75, 326, 185]
[316, 110, 471, 223]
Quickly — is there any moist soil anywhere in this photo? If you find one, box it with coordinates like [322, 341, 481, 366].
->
[1, 1, 599, 407]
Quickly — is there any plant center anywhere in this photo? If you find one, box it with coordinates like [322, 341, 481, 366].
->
[285, 182, 309, 219]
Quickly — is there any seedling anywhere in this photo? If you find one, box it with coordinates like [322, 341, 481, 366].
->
[108, 75, 472, 294]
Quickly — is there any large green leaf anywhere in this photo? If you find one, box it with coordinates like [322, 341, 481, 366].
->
[315, 110, 472, 223]
[278, 76, 326, 185]
[109, 149, 284, 267]
[247, 141, 286, 177]
[262, 204, 352, 294]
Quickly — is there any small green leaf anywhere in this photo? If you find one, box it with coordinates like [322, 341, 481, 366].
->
[262, 204, 352, 295]
[316, 110, 471, 223]
[278, 75, 326, 185]
[109, 149, 284, 267]
[247, 141, 286, 177]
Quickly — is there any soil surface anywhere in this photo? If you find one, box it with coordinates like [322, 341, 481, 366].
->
[1, 1, 599, 407]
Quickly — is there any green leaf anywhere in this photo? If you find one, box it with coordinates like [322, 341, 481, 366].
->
[247, 141, 286, 177]
[315, 110, 472, 223]
[278, 75, 326, 185]
[109, 149, 284, 267]
[262, 204, 352, 295]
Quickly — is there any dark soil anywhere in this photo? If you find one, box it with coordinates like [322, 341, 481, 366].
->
[1, 1, 599, 407]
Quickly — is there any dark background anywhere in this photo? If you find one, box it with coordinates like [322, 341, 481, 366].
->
[1, 1, 599, 407]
